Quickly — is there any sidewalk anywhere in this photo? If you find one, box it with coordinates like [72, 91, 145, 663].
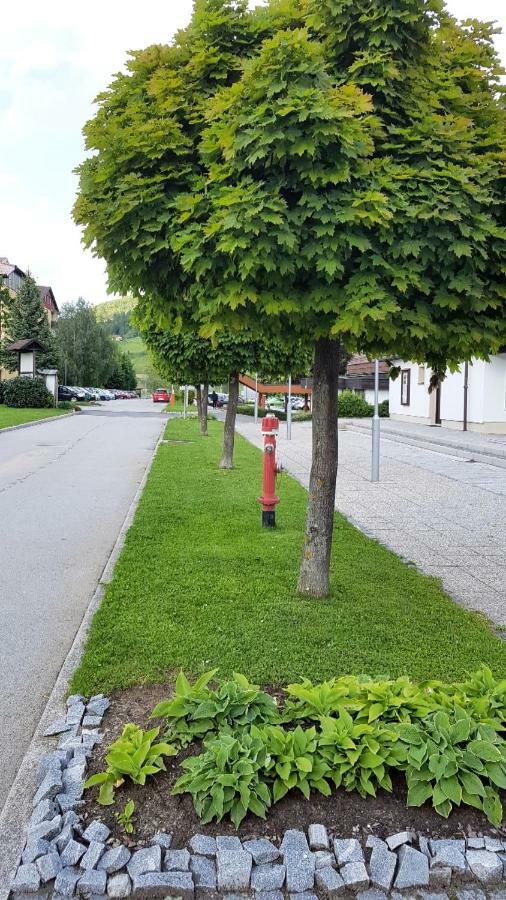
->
[233, 414, 506, 628]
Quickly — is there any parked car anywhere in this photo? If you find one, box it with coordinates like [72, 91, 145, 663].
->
[152, 388, 169, 403]
[85, 388, 101, 401]
[58, 385, 79, 402]
[69, 386, 87, 401]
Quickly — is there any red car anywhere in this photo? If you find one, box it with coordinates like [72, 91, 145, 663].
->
[152, 388, 169, 403]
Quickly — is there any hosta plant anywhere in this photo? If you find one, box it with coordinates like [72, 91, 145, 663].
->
[152, 671, 278, 746]
[396, 707, 506, 826]
[283, 676, 362, 722]
[172, 726, 271, 827]
[115, 799, 135, 834]
[317, 710, 408, 799]
[261, 724, 332, 802]
[84, 724, 177, 805]
[431, 666, 506, 731]
[354, 677, 435, 724]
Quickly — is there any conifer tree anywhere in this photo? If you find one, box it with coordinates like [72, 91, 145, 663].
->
[1, 272, 58, 372]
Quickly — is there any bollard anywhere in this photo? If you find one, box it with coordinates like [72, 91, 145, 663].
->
[258, 414, 281, 527]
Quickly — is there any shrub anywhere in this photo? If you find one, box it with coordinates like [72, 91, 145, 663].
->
[172, 727, 271, 826]
[152, 671, 278, 746]
[58, 400, 74, 410]
[338, 390, 373, 418]
[0, 381, 5, 404]
[236, 404, 287, 421]
[84, 723, 177, 804]
[379, 399, 389, 417]
[261, 724, 332, 801]
[3, 376, 53, 409]
[397, 708, 506, 826]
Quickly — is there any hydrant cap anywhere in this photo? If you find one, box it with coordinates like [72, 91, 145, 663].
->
[262, 415, 279, 433]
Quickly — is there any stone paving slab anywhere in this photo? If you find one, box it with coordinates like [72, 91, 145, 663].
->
[232, 417, 506, 627]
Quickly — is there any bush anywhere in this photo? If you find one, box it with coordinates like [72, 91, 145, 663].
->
[3, 377, 53, 409]
[338, 390, 373, 418]
[379, 399, 389, 417]
[237, 403, 288, 421]
[91, 667, 506, 828]
[0, 381, 5, 404]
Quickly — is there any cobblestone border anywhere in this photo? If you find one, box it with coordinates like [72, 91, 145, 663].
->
[8, 696, 506, 900]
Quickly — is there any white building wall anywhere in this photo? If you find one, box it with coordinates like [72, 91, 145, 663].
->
[363, 387, 389, 406]
[389, 361, 430, 423]
[390, 355, 506, 433]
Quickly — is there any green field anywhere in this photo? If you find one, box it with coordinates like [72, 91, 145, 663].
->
[71, 417, 505, 696]
[0, 405, 69, 430]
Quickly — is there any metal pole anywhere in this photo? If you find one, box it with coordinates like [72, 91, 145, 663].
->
[286, 374, 292, 440]
[183, 385, 188, 419]
[371, 359, 380, 482]
[463, 362, 469, 432]
[254, 372, 258, 425]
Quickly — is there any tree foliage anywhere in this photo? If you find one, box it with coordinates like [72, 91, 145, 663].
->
[74, 0, 506, 374]
[57, 299, 137, 389]
[1, 273, 59, 372]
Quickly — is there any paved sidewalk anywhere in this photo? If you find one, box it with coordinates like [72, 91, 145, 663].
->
[234, 416, 506, 628]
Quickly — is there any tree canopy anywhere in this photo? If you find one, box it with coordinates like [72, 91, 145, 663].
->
[74, 0, 506, 375]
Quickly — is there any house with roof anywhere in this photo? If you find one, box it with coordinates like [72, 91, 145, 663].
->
[389, 355, 506, 434]
[339, 354, 390, 406]
[0, 256, 59, 383]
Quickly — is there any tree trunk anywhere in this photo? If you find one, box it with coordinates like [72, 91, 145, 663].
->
[297, 338, 340, 598]
[200, 382, 208, 435]
[219, 372, 239, 469]
[196, 383, 202, 422]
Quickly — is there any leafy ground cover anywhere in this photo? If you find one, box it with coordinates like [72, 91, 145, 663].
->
[0, 404, 69, 430]
[72, 418, 506, 697]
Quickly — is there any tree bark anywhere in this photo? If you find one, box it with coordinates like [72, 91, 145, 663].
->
[200, 382, 208, 435]
[219, 372, 239, 469]
[297, 338, 340, 598]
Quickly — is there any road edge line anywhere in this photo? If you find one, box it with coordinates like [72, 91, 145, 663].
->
[0, 419, 166, 900]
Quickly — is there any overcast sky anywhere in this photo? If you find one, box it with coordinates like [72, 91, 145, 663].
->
[0, 1, 504, 307]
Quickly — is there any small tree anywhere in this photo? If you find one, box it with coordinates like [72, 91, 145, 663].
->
[75, 0, 506, 597]
[1, 273, 59, 372]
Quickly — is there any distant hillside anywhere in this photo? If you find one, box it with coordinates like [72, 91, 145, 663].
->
[94, 296, 136, 323]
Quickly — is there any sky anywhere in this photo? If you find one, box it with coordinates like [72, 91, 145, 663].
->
[0, 1, 505, 308]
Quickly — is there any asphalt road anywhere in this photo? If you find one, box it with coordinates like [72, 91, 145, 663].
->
[0, 399, 167, 812]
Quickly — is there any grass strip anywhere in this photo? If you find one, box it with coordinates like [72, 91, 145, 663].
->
[72, 417, 506, 695]
[0, 405, 69, 430]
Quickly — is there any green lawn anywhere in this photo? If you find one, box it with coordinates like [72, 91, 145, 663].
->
[0, 405, 69, 430]
[72, 418, 506, 696]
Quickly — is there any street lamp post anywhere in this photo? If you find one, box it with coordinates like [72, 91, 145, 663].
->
[183, 384, 188, 419]
[371, 359, 380, 482]
[286, 374, 292, 440]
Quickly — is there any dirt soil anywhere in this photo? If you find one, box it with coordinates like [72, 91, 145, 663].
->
[81, 681, 506, 849]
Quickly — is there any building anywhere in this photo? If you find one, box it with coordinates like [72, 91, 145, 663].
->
[0, 257, 59, 383]
[339, 354, 390, 405]
[38, 285, 60, 329]
[389, 356, 506, 434]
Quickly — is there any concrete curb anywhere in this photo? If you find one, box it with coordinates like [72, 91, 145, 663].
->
[0, 410, 76, 435]
[347, 421, 506, 470]
[0, 419, 166, 900]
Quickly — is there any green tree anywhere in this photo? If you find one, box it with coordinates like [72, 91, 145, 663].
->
[1, 273, 59, 372]
[141, 309, 310, 462]
[74, 0, 506, 597]
[57, 298, 137, 390]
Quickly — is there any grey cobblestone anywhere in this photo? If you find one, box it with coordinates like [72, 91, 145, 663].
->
[189, 835, 216, 857]
[127, 847, 161, 879]
[11, 864, 41, 893]
[190, 855, 217, 890]
[314, 866, 345, 897]
[82, 821, 111, 844]
[340, 861, 369, 892]
[308, 826, 329, 852]
[243, 840, 279, 865]
[77, 869, 107, 897]
[251, 864, 285, 892]
[36, 852, 62, 883]
[334, 839, 364, 866]
[107, 873, 132, 898]
[394, 845, 429, 890]
[164, 848, 190, 871]
[131, 870, 194, 899]
[81, 842, 106, 870]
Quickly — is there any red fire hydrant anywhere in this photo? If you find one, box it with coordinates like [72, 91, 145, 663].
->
[258, 415, 281, 528]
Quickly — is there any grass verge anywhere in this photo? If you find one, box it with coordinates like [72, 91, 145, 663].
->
[0, 404, 69, 430]
[72, 417, 506, 695]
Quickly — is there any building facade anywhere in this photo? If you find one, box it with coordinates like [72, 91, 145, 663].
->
[0, 257, 59, 383]
[389, 355, 506, 434]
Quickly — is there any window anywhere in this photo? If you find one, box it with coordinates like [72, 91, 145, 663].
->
[418, 365, 425, 385]
[401, 369, 411, 406]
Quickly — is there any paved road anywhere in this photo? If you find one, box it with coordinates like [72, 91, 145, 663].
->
[0, 400, 166, 812]
[235, 416, 506, 629]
